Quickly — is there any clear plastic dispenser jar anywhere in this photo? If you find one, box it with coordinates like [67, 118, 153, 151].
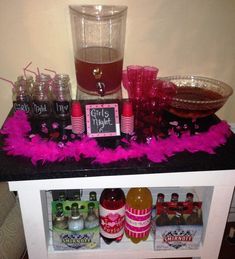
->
[70, 5, 127, 100]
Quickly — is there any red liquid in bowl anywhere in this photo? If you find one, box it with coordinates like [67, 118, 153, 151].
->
[168, 87, 224, 118]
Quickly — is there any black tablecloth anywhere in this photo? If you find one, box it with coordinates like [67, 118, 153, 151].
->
[0, 110, 235, 182]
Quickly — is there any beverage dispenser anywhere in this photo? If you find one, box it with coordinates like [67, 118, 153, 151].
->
[70, 5, 127, 100]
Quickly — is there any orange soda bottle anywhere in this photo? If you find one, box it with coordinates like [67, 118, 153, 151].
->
[125, 187, 153, 244]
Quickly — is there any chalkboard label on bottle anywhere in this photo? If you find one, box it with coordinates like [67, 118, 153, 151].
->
[53, 101, 70, 117]
[13, 101, 31, 114]
[85, 103, 120, 137]
[33, 101, 51, 117]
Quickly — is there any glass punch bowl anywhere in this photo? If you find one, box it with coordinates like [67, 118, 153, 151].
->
[161, 75, 233, 119]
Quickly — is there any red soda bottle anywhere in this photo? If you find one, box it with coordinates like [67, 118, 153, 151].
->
[99, 188, 125, 244]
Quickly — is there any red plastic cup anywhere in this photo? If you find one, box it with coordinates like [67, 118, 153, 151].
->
[71, 101, 85, 134]
[71, 101, 83, 117]
[122, 101, 133, 117]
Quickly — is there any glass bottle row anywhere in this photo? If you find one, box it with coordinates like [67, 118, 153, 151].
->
[12, 74, 71, 119]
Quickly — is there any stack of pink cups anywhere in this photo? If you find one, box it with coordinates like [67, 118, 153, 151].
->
[71, 101, 85, 134]
[122, 65, 159, 101]
[121, 101, 134, 135]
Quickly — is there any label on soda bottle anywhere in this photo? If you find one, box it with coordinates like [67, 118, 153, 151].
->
[99, 205, 125, 239]
[125, 205, 152, 239]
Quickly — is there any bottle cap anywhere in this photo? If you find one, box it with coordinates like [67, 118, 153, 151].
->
[71, 101, 83, 117]
[171, 193, 179, 202]
[122, 101, 133, 117]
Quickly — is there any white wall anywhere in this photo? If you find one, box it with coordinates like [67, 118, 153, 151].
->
[0, 0, 235, 126]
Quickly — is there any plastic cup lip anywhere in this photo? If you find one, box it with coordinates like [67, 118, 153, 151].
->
[71, 101, 83, 117]
[71, 116, 84, 119]
[122, 101, 134, 117]
[69, 5, 128, 20]
[121, 115, 134, 119]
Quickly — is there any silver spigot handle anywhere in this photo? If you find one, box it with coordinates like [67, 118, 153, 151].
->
[96, 82, 105, 96]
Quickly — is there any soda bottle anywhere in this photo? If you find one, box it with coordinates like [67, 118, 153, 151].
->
[125, 187, 153, 244]
[99, 188, 125, 244]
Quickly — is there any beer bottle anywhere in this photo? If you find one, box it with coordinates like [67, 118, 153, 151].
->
[73, 191, 81, 201]
[157, 193, 165, 203]
[186, 192, 194, 202]
[89, 191, 97, 201]
[85, 202, 99, 229]
[58, 191, 66, 201]
[170, 206, 186, 225]
[186, 203, 202, 225]
[171, 193, 179, 202]
[68, 203, 84, 231]
[156, 204, 170, 226]
[53, 202, 68, 229]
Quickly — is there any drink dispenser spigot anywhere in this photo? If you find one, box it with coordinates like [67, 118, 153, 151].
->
[69, 5, 127, 100]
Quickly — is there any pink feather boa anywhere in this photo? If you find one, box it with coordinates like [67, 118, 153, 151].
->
[0, 111, 231, 165]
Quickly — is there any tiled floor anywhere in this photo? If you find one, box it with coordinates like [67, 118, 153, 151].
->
[22, 222, 235, 259]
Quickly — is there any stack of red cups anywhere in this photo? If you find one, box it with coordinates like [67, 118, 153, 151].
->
[121, 101, 134, 135]
[71, 101, 85, 134]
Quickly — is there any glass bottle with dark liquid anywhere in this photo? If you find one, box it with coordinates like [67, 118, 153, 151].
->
[171, 206, 186, 225]
[186, 202, 203, 225]
[53, 202, 68, 230]
[156, 204, 170, 226]
[89, 191, 97, 201]
[99, 188, 125, 244]
[157, 193, 165, 203]
[186, 192, 194, 202]
[171, 193, 179, 202]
